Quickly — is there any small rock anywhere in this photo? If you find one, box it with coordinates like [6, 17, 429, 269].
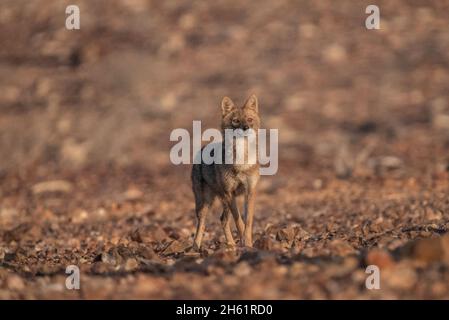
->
[335, 146, 353, 179]
[425, 207, 443, 221]
[433, 114, 449, 130]
[136, 244, 157, 260]
[72, 209, 89, 224]
[431, 98, 449, 129]
[32, 180, 73, 195]
[162, 239, 191, 255]
[369, 156, 403, 174]
[129, 228, 144, 243]
[393, 234, 449, 265]
[3, 86, 20, 103]
[149, 226, 169, 243]
[101, 246, 129, 266]
[0, 207, 19, 226]
[183, 251, 201, 258]
[276, 226, 296, 243]
[254, 235, 273, 251]
[323, 44, 347, 63]
[3, 223, 31, 242]
[295, 227, 311, 241]
[179, 13, 196, 30]
[383, 265, 417, 291]
[410, 237, 445, 264]
[234, 261, 251, 277]
[101, 252, 118, 266]
[312, 179, 323, 189]
[124, 258, 139, 271]
[7, 275, 25, 291]
[123, 187, 143, 201]
[0, 207, 18, 219]
[327, 239, 357, 257]
[61, 139, 88, 167]
[91, 262, 114, 274]
[131, 226, 169, 244]
[365, 249, 395, 269]
[379, 156, 403, 169]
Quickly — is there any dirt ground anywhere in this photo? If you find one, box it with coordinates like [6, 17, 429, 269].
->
[2, 0, 449, 299]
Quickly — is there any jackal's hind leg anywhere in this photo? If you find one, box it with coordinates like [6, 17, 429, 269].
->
[192, 177, 215, 250]
[220, 205, 235, 247]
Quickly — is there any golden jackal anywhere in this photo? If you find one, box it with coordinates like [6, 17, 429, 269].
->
[192, 94, 260, 249]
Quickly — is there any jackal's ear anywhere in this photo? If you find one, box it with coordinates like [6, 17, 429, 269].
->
[243, 94, 258, 113]
[221, 96, 235, 116]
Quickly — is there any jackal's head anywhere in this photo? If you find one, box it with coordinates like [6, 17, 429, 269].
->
[221, 94, 260, 133]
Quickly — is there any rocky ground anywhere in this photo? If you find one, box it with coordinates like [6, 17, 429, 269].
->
[1, 0, 449, 299]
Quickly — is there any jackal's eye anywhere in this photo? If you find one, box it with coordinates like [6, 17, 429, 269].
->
[247, 118, 253, 123]
[231, 118, 240, 126]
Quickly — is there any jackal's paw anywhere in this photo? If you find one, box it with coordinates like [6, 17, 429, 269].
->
[223, 242, 237, 251]
[191, 242, 202, 252]
[234, 245, 257, 256]
[241, 239, 253, 248]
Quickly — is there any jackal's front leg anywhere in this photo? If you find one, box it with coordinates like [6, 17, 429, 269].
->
[226, 196, 245, 245]
[243, 190, 256, 247]
[220, 206, 236, 247]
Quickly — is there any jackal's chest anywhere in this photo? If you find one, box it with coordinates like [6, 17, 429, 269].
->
[224, 135, 258, 168]
[222, 168, 259, 196]
[227, 174, 249, 196]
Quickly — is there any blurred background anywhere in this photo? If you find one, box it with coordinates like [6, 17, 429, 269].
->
[1, 0, 449, 176]
[2, 0, 449, 299]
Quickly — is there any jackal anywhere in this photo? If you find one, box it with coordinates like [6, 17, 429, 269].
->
[191, 94, 261, 249]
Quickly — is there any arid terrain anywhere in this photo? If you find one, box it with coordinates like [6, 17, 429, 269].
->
[2, 0, 449, 299]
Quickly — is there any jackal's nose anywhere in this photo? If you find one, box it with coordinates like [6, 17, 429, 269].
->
[242, 125, 249, 131]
